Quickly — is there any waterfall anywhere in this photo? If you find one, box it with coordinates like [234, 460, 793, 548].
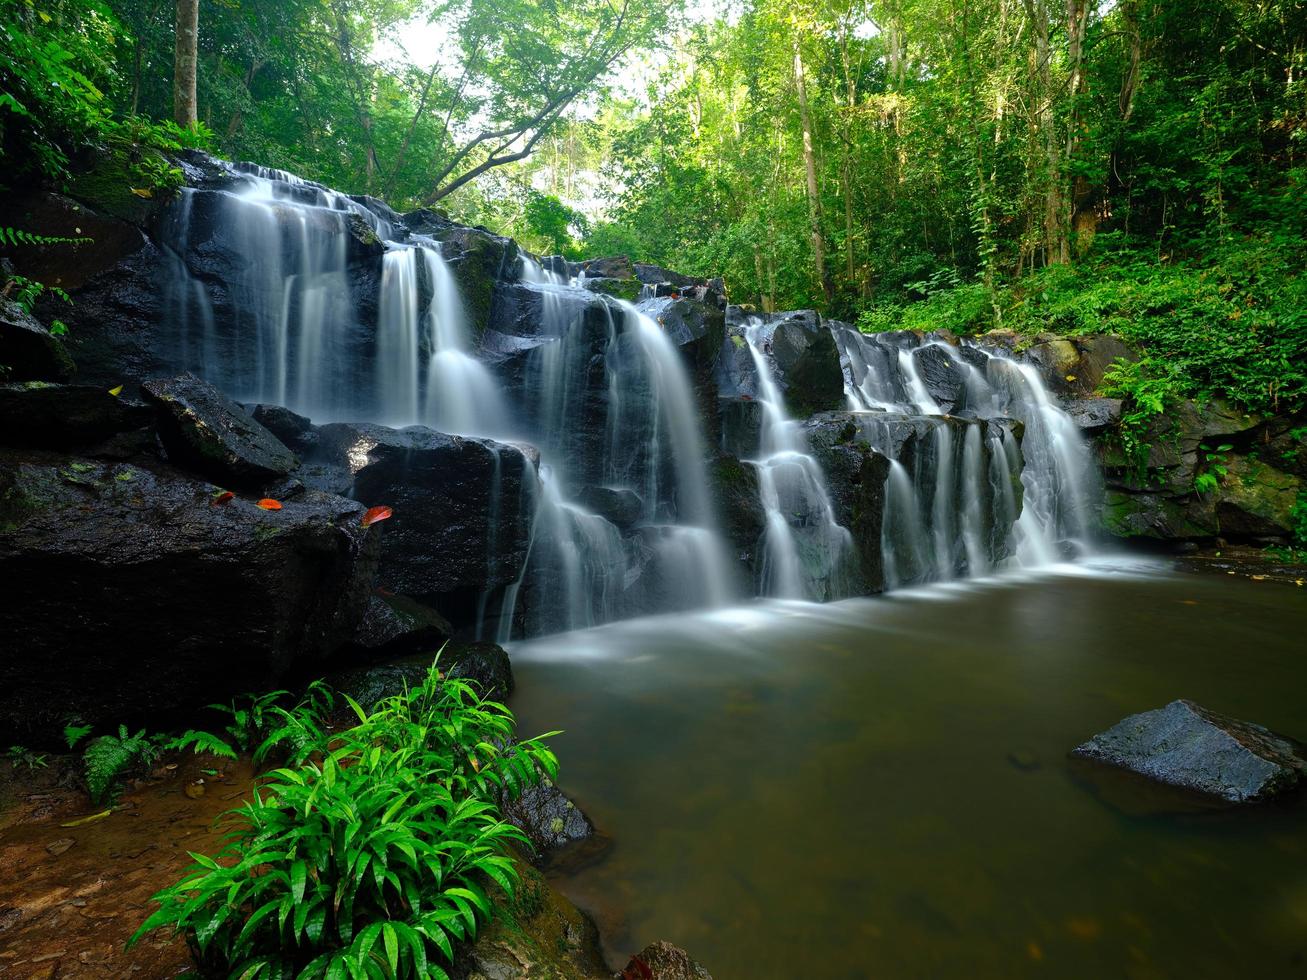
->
[834, 327, 1096, 580]
[741, 318, 856, 599]
[156, 158, 1097, 640]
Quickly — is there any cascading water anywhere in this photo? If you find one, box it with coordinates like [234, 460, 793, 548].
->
[505, 270, 733, 635]
[740, 318, 856, 599]
[158, 157, 1097, 640]
[162, 164, 733, 640]
[834, 327, 1096, 582]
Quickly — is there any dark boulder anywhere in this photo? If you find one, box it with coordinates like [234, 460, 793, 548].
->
[579, 255, 634, 279]
[0, 299, 75, 382]
[0, 383, 153, 448]
[720, 308, 844, 418]
[249, 403, 318, 455]
[620, 942, 714, 980]
[803, 413, 892, 592]
[330, 642, 513, 709]
[911, 344, 964, 413]
[656, 297, 725, 373]
[0, 192, 146, 291]
[436, 226, 519, 338]
[635, 263, 699, 288]
[142, 373, 299, 490]
[0, 450, 377, 742]
[767, 311, 844, 416]
[716, 397, 765, 459]
[575, 485, 644, 530]
[311, 422, 539, 631]
[1072, 699, 1307, 803]
[348, 592, 454, 659]
[1065, 397, 1123, 433]
[500, 775, 595, 860]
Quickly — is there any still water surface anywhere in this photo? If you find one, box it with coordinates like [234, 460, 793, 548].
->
[509, 559, 1307, 979]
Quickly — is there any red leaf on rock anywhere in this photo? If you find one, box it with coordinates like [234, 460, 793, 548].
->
[212, 491, 235, 506]
[256, 498, 283, 511]
[361, 505, 393, 528]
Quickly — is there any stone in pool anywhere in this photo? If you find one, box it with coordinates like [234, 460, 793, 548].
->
[1072, 699, 1307, 803]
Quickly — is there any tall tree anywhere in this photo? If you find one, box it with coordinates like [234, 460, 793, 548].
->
[173, 0, 198, 128]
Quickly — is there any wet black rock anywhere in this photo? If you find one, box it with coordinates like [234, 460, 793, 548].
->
[1065, 397, 1123, 433]
[620, 941, 714, 980]
[575, 485, 644, 530]
[578, 255, 634, 279]
[348, 592, 454, 658]
[0, 382, 153, 448]
[331, 641, 514, 708]
[0, 299, 75, 382]
[719, 307, 844, 418]
[436, 226, 520, 337]
[500, 775, 595, 859]
[143, 373, 299, 490]
[715, 397, 765, 459]
[249, 404, 318, 455]
[1072, 699, 1307, 803]
[911, 344, 964, 413]
[311, 422, 539, 631]
[0, 450, 377, 741]
[803, 412, 892, 593]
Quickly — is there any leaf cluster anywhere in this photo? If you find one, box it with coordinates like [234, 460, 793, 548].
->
[130, 663, 558, 978]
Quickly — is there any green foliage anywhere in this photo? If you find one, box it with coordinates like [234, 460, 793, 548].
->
[129, 156, 184, 194]
[5, 745, 49, 771]
[1291, 492, 1307, 549]
[82, 725, 165, 804]
[130, 664, 558, 978]
[1099, 356, 1182, 476]
[1194, 444, 1234, 495]
[0, 227, 93, 248]
[64, 723, 93, 749]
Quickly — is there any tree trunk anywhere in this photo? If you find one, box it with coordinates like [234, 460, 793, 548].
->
[173, 0, 199, 129]
[1022, 0, 1067, 265]
[793, 35, 833, 304]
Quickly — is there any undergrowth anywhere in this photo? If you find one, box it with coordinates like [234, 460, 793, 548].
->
[129, 663, 558, 978]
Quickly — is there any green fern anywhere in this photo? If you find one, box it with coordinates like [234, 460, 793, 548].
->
[83, 725, 163, 804]
[169, 729, 238, 760]
[1, 227, 92, 248]
[63, 723, 93, 749]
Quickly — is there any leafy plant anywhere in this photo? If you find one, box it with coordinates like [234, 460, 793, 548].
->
[63, 723, 93, 749]
[130, 664, 558, 978]
[129, 156, 184, 195]
[5, 745, 48, 771]
[82, 725, 165, 804]
[1194, 443, 1234, 494]
[1100, 356, 1182, 476]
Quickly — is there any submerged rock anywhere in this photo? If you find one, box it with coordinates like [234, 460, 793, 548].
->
[143, 373, 298, 490]
[620, 941, 714, 980]
[0, 450, 377, 741]
[1072, 699, 1307, 803]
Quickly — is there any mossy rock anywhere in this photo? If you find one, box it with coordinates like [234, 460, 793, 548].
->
[65, 149, 170, 225]
[1215, 456, 1301, 537]
[585, 277, 642, 302]
[1102, 489, 1217, 540]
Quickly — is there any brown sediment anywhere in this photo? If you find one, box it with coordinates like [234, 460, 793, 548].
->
[0, 755, 255, 978]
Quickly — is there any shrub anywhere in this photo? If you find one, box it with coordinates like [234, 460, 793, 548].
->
[130, 664, 558, 979]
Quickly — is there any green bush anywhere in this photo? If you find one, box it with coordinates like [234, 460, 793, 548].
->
[130, 665, 558, 979]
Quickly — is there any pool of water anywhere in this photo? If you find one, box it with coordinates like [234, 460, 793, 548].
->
[508, 559, 1307, 979]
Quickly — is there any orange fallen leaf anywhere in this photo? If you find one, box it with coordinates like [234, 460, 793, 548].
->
[360, 505, 393, 528]
[212, 490, 235, 506]
[257, 498, 283, 511]
[129, 187, 153, 199]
